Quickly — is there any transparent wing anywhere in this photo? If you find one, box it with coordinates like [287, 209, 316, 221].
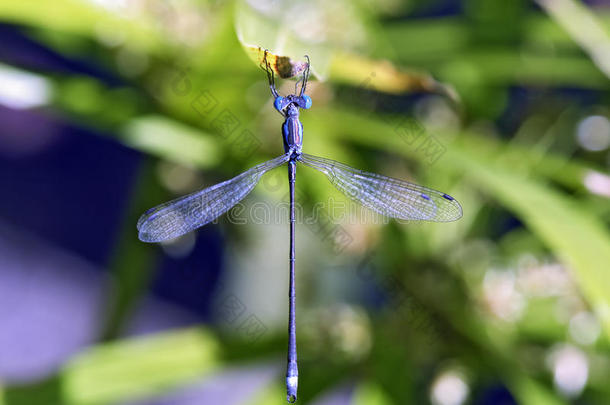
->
[299, 153, 462, 222]
[138, 154, 290, 242]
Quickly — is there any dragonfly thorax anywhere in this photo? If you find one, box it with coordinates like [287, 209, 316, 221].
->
[282, 113, 303, 154]
[285, 103, 300, 117]
[275, 95, 311, 154]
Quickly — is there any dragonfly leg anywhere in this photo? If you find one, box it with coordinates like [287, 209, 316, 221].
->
[262, 49, 280, 98]
[298, 55, 310, 96]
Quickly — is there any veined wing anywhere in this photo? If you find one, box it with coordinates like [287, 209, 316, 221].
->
[138, 154, 290, 242]
[298, 153, 462, 222]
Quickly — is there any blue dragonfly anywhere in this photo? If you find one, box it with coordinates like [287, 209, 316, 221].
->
[137, 55, 462, 403]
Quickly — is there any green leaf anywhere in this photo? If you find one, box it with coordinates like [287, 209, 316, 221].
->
[234, 0, 338, 79]
[62, 328, 220, 405]
[235, 0, 454, 96]
[0, 0, 164, 53]
[123, 115, 222, 168]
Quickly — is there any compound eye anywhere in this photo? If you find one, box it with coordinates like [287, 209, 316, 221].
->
[301, 95, 312, 109]
[274, 96, 285, 111]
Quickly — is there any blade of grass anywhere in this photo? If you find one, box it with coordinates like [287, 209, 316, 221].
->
[0, 0, 164, 53]
[62, 327, 219, 405]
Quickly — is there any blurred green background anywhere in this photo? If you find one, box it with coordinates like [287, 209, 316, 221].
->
[0, 0, 609, 404]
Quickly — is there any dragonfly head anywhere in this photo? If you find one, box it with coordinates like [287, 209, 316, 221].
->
[274, 95, 312, 116]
